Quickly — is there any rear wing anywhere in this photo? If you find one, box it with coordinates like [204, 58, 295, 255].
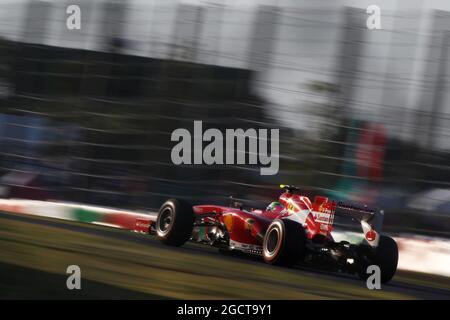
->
[333, 201, 384, 247]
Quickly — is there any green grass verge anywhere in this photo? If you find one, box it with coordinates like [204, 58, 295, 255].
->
[0, 213, 442, 299]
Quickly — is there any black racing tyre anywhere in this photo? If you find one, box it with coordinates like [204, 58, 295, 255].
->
[358, 235, 398, 283]
[262, 219, 306, 267]
[156, 198, 194, 246]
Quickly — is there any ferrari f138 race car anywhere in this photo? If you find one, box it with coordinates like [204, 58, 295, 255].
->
[152, 185, 399, 283]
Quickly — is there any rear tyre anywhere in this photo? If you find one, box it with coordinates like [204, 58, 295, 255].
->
[357, 235, 398, 283]
[263, 219, 306, 267]
[156, 198, 194, 246]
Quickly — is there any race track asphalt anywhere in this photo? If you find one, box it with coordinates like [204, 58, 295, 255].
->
[0, 211, 449, 299]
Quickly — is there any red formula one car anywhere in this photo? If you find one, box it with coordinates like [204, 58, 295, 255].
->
[152, 185, 398, 283]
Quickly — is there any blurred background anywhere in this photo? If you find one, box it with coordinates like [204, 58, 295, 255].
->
[0, 0, 449, 238]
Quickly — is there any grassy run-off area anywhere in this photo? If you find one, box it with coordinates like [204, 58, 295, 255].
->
[0, 213, 448, 299]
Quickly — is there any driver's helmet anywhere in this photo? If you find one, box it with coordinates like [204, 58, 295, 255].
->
[266, 201, 284, 213]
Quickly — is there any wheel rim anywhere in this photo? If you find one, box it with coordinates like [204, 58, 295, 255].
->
[157, 208, 173, 235]
[264, 225, 282, 258]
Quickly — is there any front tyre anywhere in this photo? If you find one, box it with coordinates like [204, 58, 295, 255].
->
[156, 198, 194, 246]
[358, 235, 398, 283]
[263, 219, 306, 267]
